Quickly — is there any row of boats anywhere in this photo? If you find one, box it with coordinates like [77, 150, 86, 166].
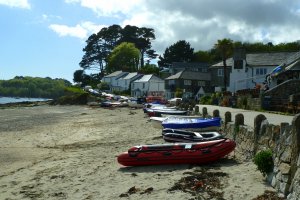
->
[117, 103, 236, 167]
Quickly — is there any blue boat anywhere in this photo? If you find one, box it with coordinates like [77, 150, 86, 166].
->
[161, 117, 221, 131]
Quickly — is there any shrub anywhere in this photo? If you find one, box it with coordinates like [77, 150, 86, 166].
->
[253, 149, 274, 176]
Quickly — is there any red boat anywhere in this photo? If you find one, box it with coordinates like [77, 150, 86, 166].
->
[117, 139, 236, 166]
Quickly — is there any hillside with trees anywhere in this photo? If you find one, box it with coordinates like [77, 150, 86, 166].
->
[0, 76, 72, 99]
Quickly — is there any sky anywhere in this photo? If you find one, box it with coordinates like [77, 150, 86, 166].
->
[1, 0, 300, 83]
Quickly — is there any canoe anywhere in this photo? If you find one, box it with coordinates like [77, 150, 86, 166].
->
[117, 139, 236, 166]
[162, 128, 224, 143]
[161, 117, 221, 131]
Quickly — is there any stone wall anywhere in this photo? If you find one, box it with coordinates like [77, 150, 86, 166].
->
[213, 109, 300, 199]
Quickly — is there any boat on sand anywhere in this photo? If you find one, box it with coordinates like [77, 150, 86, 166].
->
[117, 139, 236, 166]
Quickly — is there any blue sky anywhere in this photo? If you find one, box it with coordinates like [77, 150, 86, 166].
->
[1, 0, 300, 83]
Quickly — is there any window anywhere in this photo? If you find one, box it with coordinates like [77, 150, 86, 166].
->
[184, 80, 192, 85]
[202, 68, 207, 73]
[256, 68, 267, 75]
[198, 81, 205, 86]
[234, 60, 243, 69]
[218, 69, 224, 76]
[142, 83, 145, 89]
[168, 80, 175, 85]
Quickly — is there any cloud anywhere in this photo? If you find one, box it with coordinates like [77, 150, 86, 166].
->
[63, 0, 300, 53]
[65, 0, 142, 17]
[49, 21, 104, 39]
[0, 0, 31, 9]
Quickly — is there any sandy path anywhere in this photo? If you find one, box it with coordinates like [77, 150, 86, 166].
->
[0, 105, 277, 200]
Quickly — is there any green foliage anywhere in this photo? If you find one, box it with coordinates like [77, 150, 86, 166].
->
[175, 88, 183, 98]
[0, 76, 71, 99]
[107, 42, 140, 73]
[158, 40, 194, 67]
[98, 82, 110, 91]
[200, 95, 212, 105]
[253, 149, 274, 176]
[80, 24, 156, 74]
[139, 63, 159, 75]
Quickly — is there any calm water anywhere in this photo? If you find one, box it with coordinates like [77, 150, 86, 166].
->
[0, 97, 51, 104]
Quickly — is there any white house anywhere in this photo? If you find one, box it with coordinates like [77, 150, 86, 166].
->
[115, 72, 143, 92]
[131, 74, 165, 97]
[102, 71, 128, 92]
[210, 50, 300, 93]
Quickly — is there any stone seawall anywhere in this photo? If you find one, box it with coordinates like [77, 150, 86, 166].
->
[198, 106, 300, 199]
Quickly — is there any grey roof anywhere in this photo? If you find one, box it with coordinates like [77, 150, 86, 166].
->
[104, 70, 125, 78]
[211, 51, 300, 68]
[166, 70, 211, 81]
[123, 72, 139, 80]
[172, 62, 210, 68]
[134, 74, 153, 82]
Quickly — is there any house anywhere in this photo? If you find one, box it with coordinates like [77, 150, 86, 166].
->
[168, 62, 210, 75]
[164, 70, 212, 100]
[101, 71, 128, 92]
[114, 72, 143, 92]
[131, 74, 165, 98]
[210, 49, 300, 93]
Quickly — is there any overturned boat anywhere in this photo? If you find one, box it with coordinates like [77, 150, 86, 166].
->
[162, 128, 224, 143]
[161, 117, 222, 131]
[117, 139, 236, 166]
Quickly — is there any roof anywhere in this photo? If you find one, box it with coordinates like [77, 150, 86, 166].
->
[134, 74, 163, 82]
[211, 51, 300, 68]
[172, 62, 210, 68]
[166, 70, 211, 81]
[122, 72, 139, 80]
[104, 71, 125, 78]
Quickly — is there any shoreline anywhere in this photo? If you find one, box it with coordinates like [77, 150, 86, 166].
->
[0, 105, 280, 200]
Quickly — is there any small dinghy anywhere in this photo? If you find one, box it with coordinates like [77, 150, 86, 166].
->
[162, 128, 224, 143]
[117, 139, 236, 166]
[161, 117, 221, 131]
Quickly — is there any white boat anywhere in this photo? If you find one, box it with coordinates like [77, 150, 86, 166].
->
[149, 115, 203, 129]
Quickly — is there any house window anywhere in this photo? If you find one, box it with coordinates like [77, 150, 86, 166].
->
[168, 80, 175, 85]
[184, 80, 192, 85]
[202, 68, 207, 73]
[256, 68, 267, 75]
[234, 60, 243, 69]
[218, 69, 224, 76]
[142, 83, 145, 89]
[198, 81, 205, 86]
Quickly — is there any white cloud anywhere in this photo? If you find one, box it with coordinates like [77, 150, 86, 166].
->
[49, 21, 104, 39]
[65, 0, 143, 17]
[49, 24, 87, 39]
[62, 0, 300, 53]
[0, 0, 30, 9]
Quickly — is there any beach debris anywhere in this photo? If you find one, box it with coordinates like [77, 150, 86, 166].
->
[119, 186, 154, 197]
[168, 168, 227, 199]
[252, 190, 285, 200]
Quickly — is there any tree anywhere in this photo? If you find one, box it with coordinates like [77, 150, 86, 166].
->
[139, 63, 159, 75]
[214, 38, 233, 92]
[107, 42, 140, 73]
[79, 24, 156, 75]
[73, 70, 84, 84]
[192, 50, 214, 63]
[158, 40, 194, 67]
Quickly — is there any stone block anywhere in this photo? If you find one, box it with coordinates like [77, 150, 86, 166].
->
[280, 148, 292, 163]
[279, 163, 291, 175]
[280, 182, 290, 195]
[281, 174, 290, 183]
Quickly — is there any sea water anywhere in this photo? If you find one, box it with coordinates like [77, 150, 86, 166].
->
[0, 97, 51, 104]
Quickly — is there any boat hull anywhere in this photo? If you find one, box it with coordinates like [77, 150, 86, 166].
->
[161, 117, 221, 131]
[117, 139, 236, 166]
[162, 128, 224, 143]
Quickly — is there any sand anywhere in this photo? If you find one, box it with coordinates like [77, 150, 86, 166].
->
[0, 105, 278, 200]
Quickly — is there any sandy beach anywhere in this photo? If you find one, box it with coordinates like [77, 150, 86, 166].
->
[0, 105, 279, 200]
